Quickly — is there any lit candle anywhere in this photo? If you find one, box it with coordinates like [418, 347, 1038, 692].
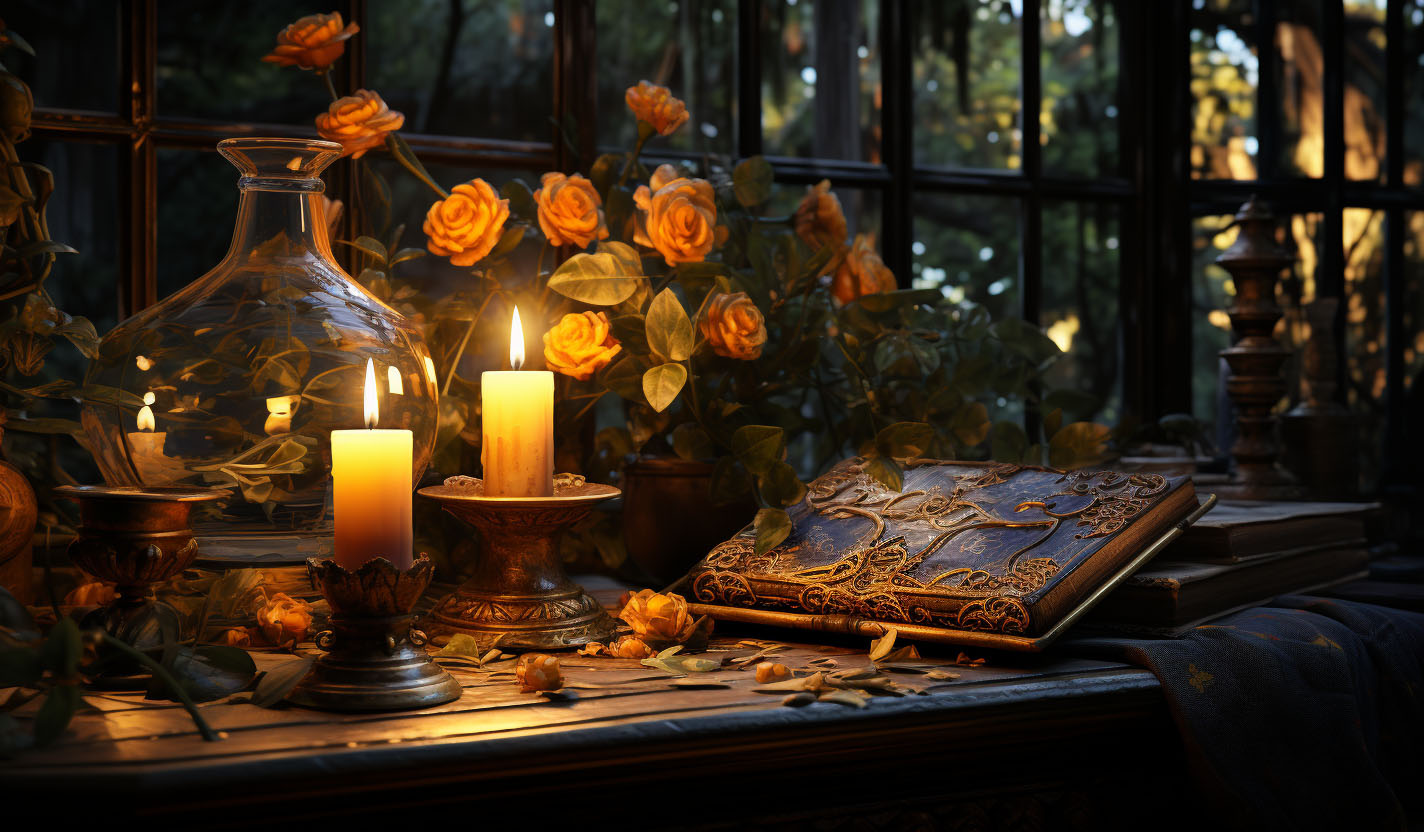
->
[331, 358, 413, 569]
[481, 307, 554, 497]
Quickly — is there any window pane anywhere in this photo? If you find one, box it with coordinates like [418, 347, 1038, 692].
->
[1041, 200, 1121, 423]
[156, 1, 335, 124]
[1344, 207, 1385, 488]
[597, 0, 736, 157]
[912, 193, 1020, 323]
[1041, 0, 1120, 178]
[1343, 1, 1387, 182]
[1190, 0, 1259, 180]
[1274, 0, 1325, 178]
[1406, 211, 1424, 387]
[16, 139, 122, 342]
[761, 0, 881, 162]
[156, 149, 238, 301]
[914, 0, 1022, 170]
[6, 1, 122, 113]
[369, 0, 554, 143]
[1404, 0, 1424, 185]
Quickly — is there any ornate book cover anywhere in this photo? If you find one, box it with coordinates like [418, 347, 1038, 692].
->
[681, 458, 1209, 651]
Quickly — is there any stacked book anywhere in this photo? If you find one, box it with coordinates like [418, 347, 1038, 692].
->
[1088, 500, 1377, 634]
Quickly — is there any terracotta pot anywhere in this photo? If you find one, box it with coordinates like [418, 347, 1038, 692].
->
[621, 456, 755, 586]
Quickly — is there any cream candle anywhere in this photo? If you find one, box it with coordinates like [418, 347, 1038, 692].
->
[332, 358, 413, 569]
[481, 307, 554, 497]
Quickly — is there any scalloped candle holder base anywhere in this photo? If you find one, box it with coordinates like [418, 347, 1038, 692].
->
[418, 477, 620, 650]
[287, 555, 462, 712]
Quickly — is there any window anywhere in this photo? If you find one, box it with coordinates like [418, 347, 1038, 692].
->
[16, 0, 1417, 492]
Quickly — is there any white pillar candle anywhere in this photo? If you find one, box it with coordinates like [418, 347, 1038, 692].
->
[481, 307, 554, 497]
[332, 358, 413, 569]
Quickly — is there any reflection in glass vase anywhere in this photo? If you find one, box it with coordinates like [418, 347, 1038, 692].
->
[81, 138, 437, 563]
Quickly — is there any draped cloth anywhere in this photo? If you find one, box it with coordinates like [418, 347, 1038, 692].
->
[1071, 597, 1424, 830]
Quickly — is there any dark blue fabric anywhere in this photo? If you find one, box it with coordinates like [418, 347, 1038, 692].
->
[1071, 597, 1424, 830]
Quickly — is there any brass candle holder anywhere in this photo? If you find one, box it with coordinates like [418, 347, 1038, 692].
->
[418, 475, 619, 650]
[287, 555, 463, 712]
[54, 485, 228, 689]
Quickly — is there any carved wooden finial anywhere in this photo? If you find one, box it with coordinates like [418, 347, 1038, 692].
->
[1216, 196, 1300, 499]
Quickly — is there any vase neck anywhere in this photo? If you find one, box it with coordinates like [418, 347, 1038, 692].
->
[224, 183, 335, 266]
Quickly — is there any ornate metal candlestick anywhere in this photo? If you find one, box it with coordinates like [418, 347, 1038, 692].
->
[54, 485, 227, 689]
[1216, 196, 1300, 500]
[418, 475, 619, 650]
[288, 555, 462, 711]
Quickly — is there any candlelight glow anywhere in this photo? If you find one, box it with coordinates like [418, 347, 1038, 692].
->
[510, 306, 526, 370]
[363, 357, 378, 428]
[136, 404, 155, 432]
[387, 364, 404, 395]
[423, 355, 437, 384]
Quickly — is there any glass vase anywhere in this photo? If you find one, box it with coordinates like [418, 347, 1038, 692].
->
[81, 138, 438, 563]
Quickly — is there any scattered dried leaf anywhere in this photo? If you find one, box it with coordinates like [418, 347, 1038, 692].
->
[781, 691, 817, 707]
[668, 679, 733, 689]
[818, 689, 870, 708]
[925, 670, 959, 681]
[868, 629, 898, 662]
[955, 652, 987, 667]
[755, 671, 826, 693]
[879, 644, 921, 663]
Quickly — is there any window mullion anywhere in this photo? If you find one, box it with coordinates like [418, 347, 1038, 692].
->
[880, 0, 913, 286]
[1020, 0, 1041, 328]
[738, 0, 762, 158]
[120, 0, 156, 318]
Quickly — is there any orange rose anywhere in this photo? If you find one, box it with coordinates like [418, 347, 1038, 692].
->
[535, 172, 608, 249]
[516, 654, 563, 692]
[625, 81, 690, 137]
[633, 164, 722, 266]
[423, 179, 510, 267]
[262, 12, 359, 71]
[64, 581, 116, 606]
[831, 233, 897, 305]
[218, 629, 253, 648]
[607, 636, 657, 660]
[794, 179, 848, 255]
[543, 311, 621, 381]
[254, 592, 313, 649]
[699, 292, 767, 361]
[617, 589, 697, 643]
[315, 89, 404, 159]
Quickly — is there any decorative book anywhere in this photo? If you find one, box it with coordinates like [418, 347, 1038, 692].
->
[680, 458, 1211, 651]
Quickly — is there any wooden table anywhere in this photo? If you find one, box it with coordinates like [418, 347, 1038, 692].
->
[1, 624, 1191, 828]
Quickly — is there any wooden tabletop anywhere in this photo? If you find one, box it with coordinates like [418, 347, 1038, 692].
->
[1, 585, 1191, 826]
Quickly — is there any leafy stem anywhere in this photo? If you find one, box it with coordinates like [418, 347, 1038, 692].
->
[386, 133, 449, 200]
[320, 70, 339, 102]
[443, 288, 502, 395]
[96, 634, 220, 742]
[616, 129, 653, 189]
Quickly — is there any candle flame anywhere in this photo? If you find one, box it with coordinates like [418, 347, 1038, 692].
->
[363, 358, 378, 428]
[137, 405, 155, 432]
[387, 364, 404, 395]
[510, 306, 525, 370]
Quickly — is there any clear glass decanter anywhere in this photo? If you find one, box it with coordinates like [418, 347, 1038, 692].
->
[81, 138, 438, 562]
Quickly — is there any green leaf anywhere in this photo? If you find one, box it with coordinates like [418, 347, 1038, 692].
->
[874, 422, 935, 458]
[753, 508, 792, 555]
[3, 416, 81, 435]
[731, 425, 784, 476]
[732, 156, 774, 207]
[951, 402, 991, 446]
[547, 251, 643, 305]
[642, 363, 687, 412]
[16, 239, 77, 259]
[1049, 422, 1112, 469]
[249, 656, 314, 708]
[500, 178, 538, 220]
[597, 240, 643, 275]
[488, 224, 525, 260]
[590, 152, 625, 197]
[0, 185, 23, 228]
[5, 29, 36, 57]
[599, 355, 646, 403]
[671, 422, 715, 462]
[759, 461, 807, 507]
[608, 314, 650, 355]
[389, 247, 428, 267]
[645, 288, 694, 362]
[33, 685, 80, 746]
[852, 289, 942, 314]
[863, 456, 904, 492]
[40, 617, 80, 677]
[709, 456, 753, 505]
[149, 645, 257, 703]
[54, 316, 99, 359]
[337, 236, 389, 265]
